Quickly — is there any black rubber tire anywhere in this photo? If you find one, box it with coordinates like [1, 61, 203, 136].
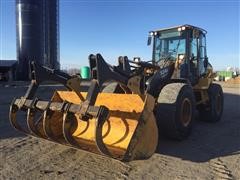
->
[198, 83, 224, 122]
[154, 83, 195, 140]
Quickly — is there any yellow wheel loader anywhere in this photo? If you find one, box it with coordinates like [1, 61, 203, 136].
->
[9, 25, 224, 161]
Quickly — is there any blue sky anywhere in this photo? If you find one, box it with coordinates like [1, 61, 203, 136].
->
[0, 0, 239, 70]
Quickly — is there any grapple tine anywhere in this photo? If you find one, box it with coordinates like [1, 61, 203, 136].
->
[26, 108, 43, 137]
[9, 100, 29, 134]
[62, 112, 81, 147]
[95, 106, 112, 157]
[42, 109, 60, 142]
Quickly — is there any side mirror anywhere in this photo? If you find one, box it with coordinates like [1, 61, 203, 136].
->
[204, 57, 208, 68]
[147, 36, 152, 46]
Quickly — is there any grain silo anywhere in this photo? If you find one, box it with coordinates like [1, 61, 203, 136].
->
[16, 0, 60, 80]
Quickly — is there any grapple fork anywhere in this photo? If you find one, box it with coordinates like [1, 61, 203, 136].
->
[9, 54, 159, 161]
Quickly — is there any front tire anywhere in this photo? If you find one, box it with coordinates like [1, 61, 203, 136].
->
[154, 83, 195, 140]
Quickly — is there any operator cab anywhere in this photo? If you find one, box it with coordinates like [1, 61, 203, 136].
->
[148, 24, 208, 85]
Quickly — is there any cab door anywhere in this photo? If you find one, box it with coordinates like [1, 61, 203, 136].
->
[189, 30, 207, 84]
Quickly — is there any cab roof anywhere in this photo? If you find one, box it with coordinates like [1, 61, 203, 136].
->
[152, 24, 207, 34]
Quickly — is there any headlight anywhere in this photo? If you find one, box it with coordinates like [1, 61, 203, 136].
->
[178, 26, 186, 31]
[133, 57, 141, 62]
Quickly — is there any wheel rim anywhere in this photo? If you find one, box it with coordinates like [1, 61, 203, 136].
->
[216, 93, 222, 115]
[180, 98, 192, 127]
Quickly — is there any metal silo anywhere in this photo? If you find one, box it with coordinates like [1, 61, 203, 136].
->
[42, 0, 60, 70]
[16, 0, 59, 80]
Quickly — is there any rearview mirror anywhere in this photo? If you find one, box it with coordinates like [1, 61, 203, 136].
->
[147, 36, 152, 46]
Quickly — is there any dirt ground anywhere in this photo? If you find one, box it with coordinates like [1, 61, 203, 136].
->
[0, 82, 239, 180]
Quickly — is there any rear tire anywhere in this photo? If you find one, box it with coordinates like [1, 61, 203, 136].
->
[154, 83, 195, 140]
[198, 83, 223, 122]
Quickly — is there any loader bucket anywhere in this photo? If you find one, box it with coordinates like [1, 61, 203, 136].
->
[47, 91, 158, 160]
[31, 91, 158, 161]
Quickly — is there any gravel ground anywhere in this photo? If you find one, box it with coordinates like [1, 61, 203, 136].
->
[0, 82, 239, 180]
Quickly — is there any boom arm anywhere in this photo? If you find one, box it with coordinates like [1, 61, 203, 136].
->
[15, 61, 84, 110]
